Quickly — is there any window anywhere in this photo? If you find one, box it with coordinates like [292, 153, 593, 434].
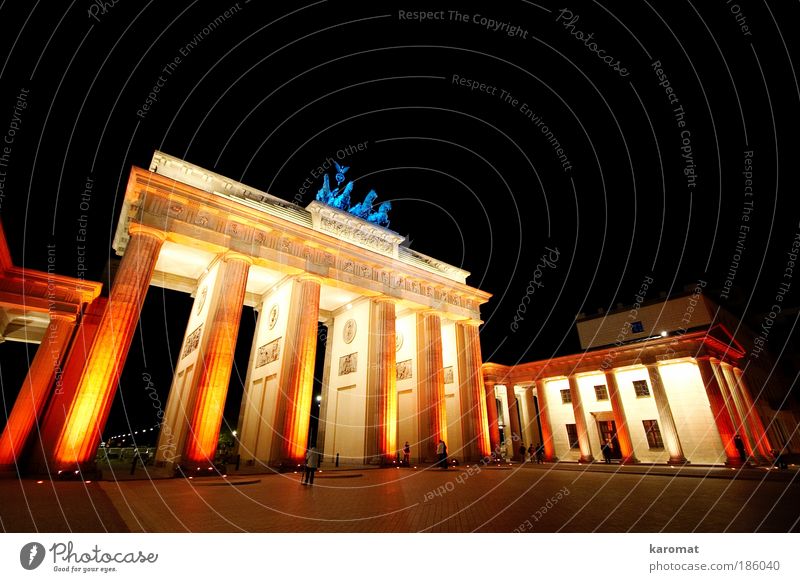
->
[642, 420, 664, 449]
[560, 389, 572, 404]
[565, 424, 580, 449]
[594, 384, 609, 400]
[631, 321, 644, 333]
[633, 380, 650, 397]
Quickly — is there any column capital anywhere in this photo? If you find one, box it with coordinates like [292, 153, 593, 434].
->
[222, 250, 254, 265]
[417, 308, 443, 317]
[371, 295, 400, 305]
[294, 273, 323, 285]
[456, 318, 483, 328]
[128, 223, 167, 241]
[49, 312, 78, 323]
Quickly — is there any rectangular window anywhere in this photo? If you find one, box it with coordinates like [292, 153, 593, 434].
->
[565, 424, 579, 449]
[594, 384, 609, 400]
[560, 389, 572, 404]
[633, 379, 650, 397]
[631, 321, 644, 333]
[642, 420, 664, 449]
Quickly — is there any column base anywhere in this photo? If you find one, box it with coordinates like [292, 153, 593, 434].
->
[724, 457, 747, 468]
[578, 455, 595, 463]
[619, 456, 639, 465]
[543, 456, 559, 463]
[0, 466, 19, 478]
[667, 457, 690, 466]
[176, 460, 227, 477]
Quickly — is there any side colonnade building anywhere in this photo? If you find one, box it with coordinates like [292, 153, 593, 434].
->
[483, 293, 799, 466]
[0, 151, 493, 475]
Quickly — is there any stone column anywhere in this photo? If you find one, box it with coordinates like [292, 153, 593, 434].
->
[534, 379, 557, 461]
[316, 322, 333, 458]
[484, 380, 501, 456]
[455, 320, 491, 460]
[522, 386, 541, 451]
[505, 385, 523, 460]
[568, 375, 594, 462]
[365, 297, 397, 464]
[0, 314, 76, 468]
[645, 363, 687, 464]
[719, 361, 764, 463]
[696, 357, 741, 465]
[416, 311, 446, 462]
[182, 253, 252, 469]
[52, 224, 165, 471]
[732, 368, 773, 458]
[604, 370, 638, 464]
[271, 275, 321, 467]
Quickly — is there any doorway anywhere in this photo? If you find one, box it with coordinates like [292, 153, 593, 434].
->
[597, 419, 622, 460]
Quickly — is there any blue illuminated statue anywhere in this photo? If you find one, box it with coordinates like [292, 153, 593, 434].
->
[315, 161, 392, 227]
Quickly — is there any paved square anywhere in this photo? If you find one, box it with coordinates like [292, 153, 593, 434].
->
[1, 464, 797, 533]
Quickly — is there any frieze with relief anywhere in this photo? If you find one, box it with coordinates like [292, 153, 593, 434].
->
[256, 338, 281, 368]
[339, 352, 358, 375]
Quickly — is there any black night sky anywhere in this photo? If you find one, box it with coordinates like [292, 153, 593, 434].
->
[1, 1, 799, 441]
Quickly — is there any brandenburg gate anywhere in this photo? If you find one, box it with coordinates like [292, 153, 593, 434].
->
[11, 151, 492, 474]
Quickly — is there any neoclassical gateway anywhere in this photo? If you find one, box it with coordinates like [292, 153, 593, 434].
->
[2, 151, 492, 474]
[0, 152, 796, 476]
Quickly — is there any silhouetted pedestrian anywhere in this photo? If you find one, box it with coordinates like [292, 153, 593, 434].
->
[403, 441, 411, 466]
[519, 444, 527, 463]
[436, 439, 448, 469]
[535, 442, 544, 464]
[602, 438, 613, 464]
[303, 446, 320, 485]
[733, 434, 747, 463]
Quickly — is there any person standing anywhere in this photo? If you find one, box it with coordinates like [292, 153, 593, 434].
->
[436, 439, 448, 469]
[303, 446, 320, 485]
[403, 441, 411, 466]
[602, 438, 613, 464]
[535, 442, 544, 464]
[527, 443, 535, 462]
[518, 443, 527, 463]
[733, 434, 747, 464]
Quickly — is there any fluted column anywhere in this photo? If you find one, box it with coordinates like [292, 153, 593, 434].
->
[604, 371, 638, 464]
[484, 380, 501, 455]
[416, 311, 446, 462]
[505, 385, 523, 460]
[365, 297, 397, 464]
[696, 357, 741, 465]
[719, 361, 764, 463]
[271, 275, 321, 466]
[535, 379, 557, 461]
[645, 363, 687, 464]
[568, 375, 594, 462]
[315, 322, 333, 457]
[0, 313, 76, 468]
[522, 386, 540, 450]
[182, 253, 252, 468]
[732, 368, 772, 458]
[456, 320, 491, 460]
[52, 224, 165, 471]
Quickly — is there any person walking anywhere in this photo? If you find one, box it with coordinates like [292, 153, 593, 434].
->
[518, 443, 527, 463]
[535, 442, 544, 464]
[403, 441, 411, 466]
[436, 439, 448, 469]
[303, 446, 320, 485]
[527, 443, 535, 463]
